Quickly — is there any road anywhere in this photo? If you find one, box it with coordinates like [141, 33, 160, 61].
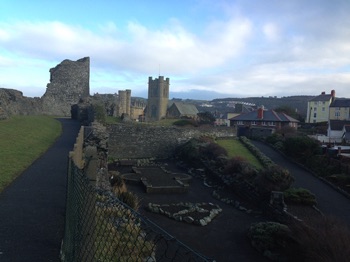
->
[251, 140, 350, 226]
[0, 118, 80, 262]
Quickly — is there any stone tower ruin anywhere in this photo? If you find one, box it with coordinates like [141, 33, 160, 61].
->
[116, 89, 131, 117]
[42, 57, 90, 116]
[146, 76, 169, 121]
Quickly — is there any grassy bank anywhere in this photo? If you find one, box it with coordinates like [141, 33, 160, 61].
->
[217, 139, 263, 169]
[0, 116, 62, 192]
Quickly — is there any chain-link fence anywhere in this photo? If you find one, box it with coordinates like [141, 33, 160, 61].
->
[61, 160, 213, 262]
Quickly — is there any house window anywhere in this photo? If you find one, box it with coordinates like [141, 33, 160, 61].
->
[314, 102, 318, 106]
[262, 121, 267, 126]
[251, 121, 256, 125]
[313, 113, 317, 118]
[268, 122, 275, 126]
[322, 101, 325, 105]
[314, 107, 317, 111]
[335, 111, 340, 117]
[322, 107, 325, 111]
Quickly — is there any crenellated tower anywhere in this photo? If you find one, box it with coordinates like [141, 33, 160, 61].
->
[146, 76, 169, 121]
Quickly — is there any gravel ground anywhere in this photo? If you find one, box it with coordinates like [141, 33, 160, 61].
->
[112, 161, 269, 262]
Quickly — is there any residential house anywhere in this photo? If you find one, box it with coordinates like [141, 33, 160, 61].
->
[329, 98, 350, 120]
[167, 102, 199, 119]
[306, 90, 335, 123]
[215, 113, 236, 126]
[324, 99, 350, 143]
[214, 103, 256, 127]
[230, 106, 299, 137]
[327, 120, 350, 144]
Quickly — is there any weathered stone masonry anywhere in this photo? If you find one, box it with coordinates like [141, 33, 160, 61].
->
[0, 57, 90, 118]
[0, 88, 43, 118]
[42, 57, 90, 116]
[108, 124, 235, 159]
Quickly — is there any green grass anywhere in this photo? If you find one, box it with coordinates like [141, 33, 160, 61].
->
[217, 139, 263, 169]
[0, 116, 62, 192]
[106, 116, 122, 124]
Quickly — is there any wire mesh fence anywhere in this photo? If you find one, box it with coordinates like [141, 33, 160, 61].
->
[60, 160, 213, 262]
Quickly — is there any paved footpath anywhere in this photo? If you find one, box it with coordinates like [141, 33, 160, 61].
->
[0, 118, 80, 262]
[251, 141, 350, 226]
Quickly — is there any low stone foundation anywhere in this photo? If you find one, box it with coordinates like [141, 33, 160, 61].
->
[121, 166, 192, 193]
[146, 202, 222, 226]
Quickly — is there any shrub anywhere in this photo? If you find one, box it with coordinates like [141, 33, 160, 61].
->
[118, 191, 139, 210]
[284, 187, 317, 206]
[284, 136, 321, 164]
[248, 221, 292, 261]
[254, 165, 294, 198]
[316, 157, 342, 177]
[288, 215, 350, 262]
[249, 216, 350, 261]
[327, 174, 350, 184]
[223, 156, 248, 174]
[174, 137, 228, 168]
[174, 138, 203, 167]
[265, 133, 284, 146]
[200, 142, 228, 160]
[273, 141, 284, 151]
[197, 111, 215, 125]
[93, 103, 107, 124]
[222, 156, 258, 183]
[239, 136, 275, 168]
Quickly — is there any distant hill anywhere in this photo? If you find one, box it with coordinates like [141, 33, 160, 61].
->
[197, 96, 314, 118]
[128, 95, 314, 120]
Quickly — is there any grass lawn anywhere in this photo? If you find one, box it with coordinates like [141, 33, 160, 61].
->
[217, 139, 263, 169]
[0, 116, 62, 192]
[105, 116, 122, 124]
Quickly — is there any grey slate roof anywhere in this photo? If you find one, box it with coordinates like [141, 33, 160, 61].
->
[171, 102, 199, 116]
[309, 94, 333, 102]
[329, 120, 350, 131]
[230, 109, 299, 123]
[330, 98, 350, 108]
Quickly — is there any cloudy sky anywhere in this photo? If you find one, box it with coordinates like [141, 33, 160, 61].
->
[0, 0, 349, 100]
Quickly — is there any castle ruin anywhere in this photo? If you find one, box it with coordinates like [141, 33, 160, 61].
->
[115, 89, 131, 117]
[42, 57, 90, 116]
[146, 76, 169, 121]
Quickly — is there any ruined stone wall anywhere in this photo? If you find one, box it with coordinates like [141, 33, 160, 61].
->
[42, 57, 90, 116]
[0, 88, 43, 118]
[130, 106, 144, 121]
[108, 124, 235, 159]
[93, 93, 116, 116]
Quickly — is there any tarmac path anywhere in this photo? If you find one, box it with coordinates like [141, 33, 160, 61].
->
[0, 118, 80, 262]
[251, 140, 350, 226]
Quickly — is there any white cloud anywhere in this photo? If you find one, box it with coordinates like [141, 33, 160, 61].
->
[262, 23, 280, 42]
[0, 18, 251, 74]
[0, 0, 350, 100]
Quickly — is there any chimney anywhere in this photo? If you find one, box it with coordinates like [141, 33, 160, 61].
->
[331, 90, 335, 102]
[257, 106, 264, 119]
[321, 91, 325, 95]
